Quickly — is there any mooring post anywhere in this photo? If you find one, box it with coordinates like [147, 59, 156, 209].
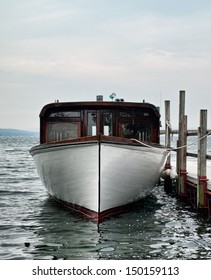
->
[197, 109, 208, 208]
[164, 100, 172, 192]
[165, 100, 171, 152]
[177, 90, 187, 196]
[180, 115, 187, 195]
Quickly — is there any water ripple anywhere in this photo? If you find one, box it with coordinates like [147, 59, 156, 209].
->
[0, 136, 211, 260]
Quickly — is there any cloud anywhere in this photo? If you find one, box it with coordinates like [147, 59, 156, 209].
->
[1, 0, 211, 129]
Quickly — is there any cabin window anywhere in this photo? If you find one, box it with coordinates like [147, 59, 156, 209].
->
[121, 123, 134, 138]
[121, 123, 152, 141]
[49, 111, 81, 118]
[119, 111, 133, 138]
[103, 112, 113, 136]
[47, 122, 80, 142]
[138, 127, 152, 142]
[87, 112, 97, 136]
[119, 110, 154, 141]
[120, 112, 132, 118]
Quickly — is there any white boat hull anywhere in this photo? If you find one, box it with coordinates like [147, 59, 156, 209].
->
[30, 140, 169, 221]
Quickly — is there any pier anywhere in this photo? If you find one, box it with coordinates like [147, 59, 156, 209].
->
[163, 90, 211, 219]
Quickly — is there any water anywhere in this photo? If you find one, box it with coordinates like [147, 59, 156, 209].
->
[0, 136, 211, 260]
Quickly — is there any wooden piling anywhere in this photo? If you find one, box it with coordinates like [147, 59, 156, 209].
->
[177, 91, 185, 176]
[165, 100, 171, 168]
[197, 109, 208, 208]
[177, 90, 187, 196]
[164, 100, 172, 192]
[162, 90, 211, 218]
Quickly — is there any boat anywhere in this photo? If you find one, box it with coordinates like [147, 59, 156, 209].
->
[30, 96, 170, 222]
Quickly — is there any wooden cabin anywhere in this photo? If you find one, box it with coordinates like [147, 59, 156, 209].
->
[39, 99, 161, 145]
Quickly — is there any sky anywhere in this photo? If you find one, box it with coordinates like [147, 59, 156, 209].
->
[1, 0, 211, 130]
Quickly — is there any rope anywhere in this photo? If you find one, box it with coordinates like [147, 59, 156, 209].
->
[130, 138, 153, 147]
[166, 120, 172, 131]
[172, 130, 211, 151]
[131, 138, 171, 152]
[131, 127, 211, 152]
[165, 119, 211, 151]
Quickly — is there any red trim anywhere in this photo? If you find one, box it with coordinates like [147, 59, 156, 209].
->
[165, 163, 171, 169]
[51, 196, 142, 223]
[30, 134, 162, 155]
[180, 169, 188, 175]
[40, 134, 157, 146]
[199, 176, 209, 182]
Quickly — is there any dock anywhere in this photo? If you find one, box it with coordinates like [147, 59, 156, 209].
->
[163, 90, 211, 218]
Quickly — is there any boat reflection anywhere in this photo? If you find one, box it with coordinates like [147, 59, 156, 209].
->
[28, 194, 159, 260]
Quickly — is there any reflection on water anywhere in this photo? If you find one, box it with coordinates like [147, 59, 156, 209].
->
[0, 137, 211, 260]
[24, 188, 211, 260]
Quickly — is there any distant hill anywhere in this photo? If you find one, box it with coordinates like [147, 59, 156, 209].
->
[0, 129, 39, 137]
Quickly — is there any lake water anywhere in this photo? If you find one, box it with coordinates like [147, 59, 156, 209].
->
[0, 136, 211, 260]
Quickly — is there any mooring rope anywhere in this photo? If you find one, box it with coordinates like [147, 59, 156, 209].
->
[131, 127, 211, 151]
[130, 138, 153, 147]
[172, 130, 211, 151]
[165, 119, 211, 151]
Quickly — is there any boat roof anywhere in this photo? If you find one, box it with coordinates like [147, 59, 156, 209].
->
[40, 101, 160, 118]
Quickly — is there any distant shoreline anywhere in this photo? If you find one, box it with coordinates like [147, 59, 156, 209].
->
[0, 128, 39, 137]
